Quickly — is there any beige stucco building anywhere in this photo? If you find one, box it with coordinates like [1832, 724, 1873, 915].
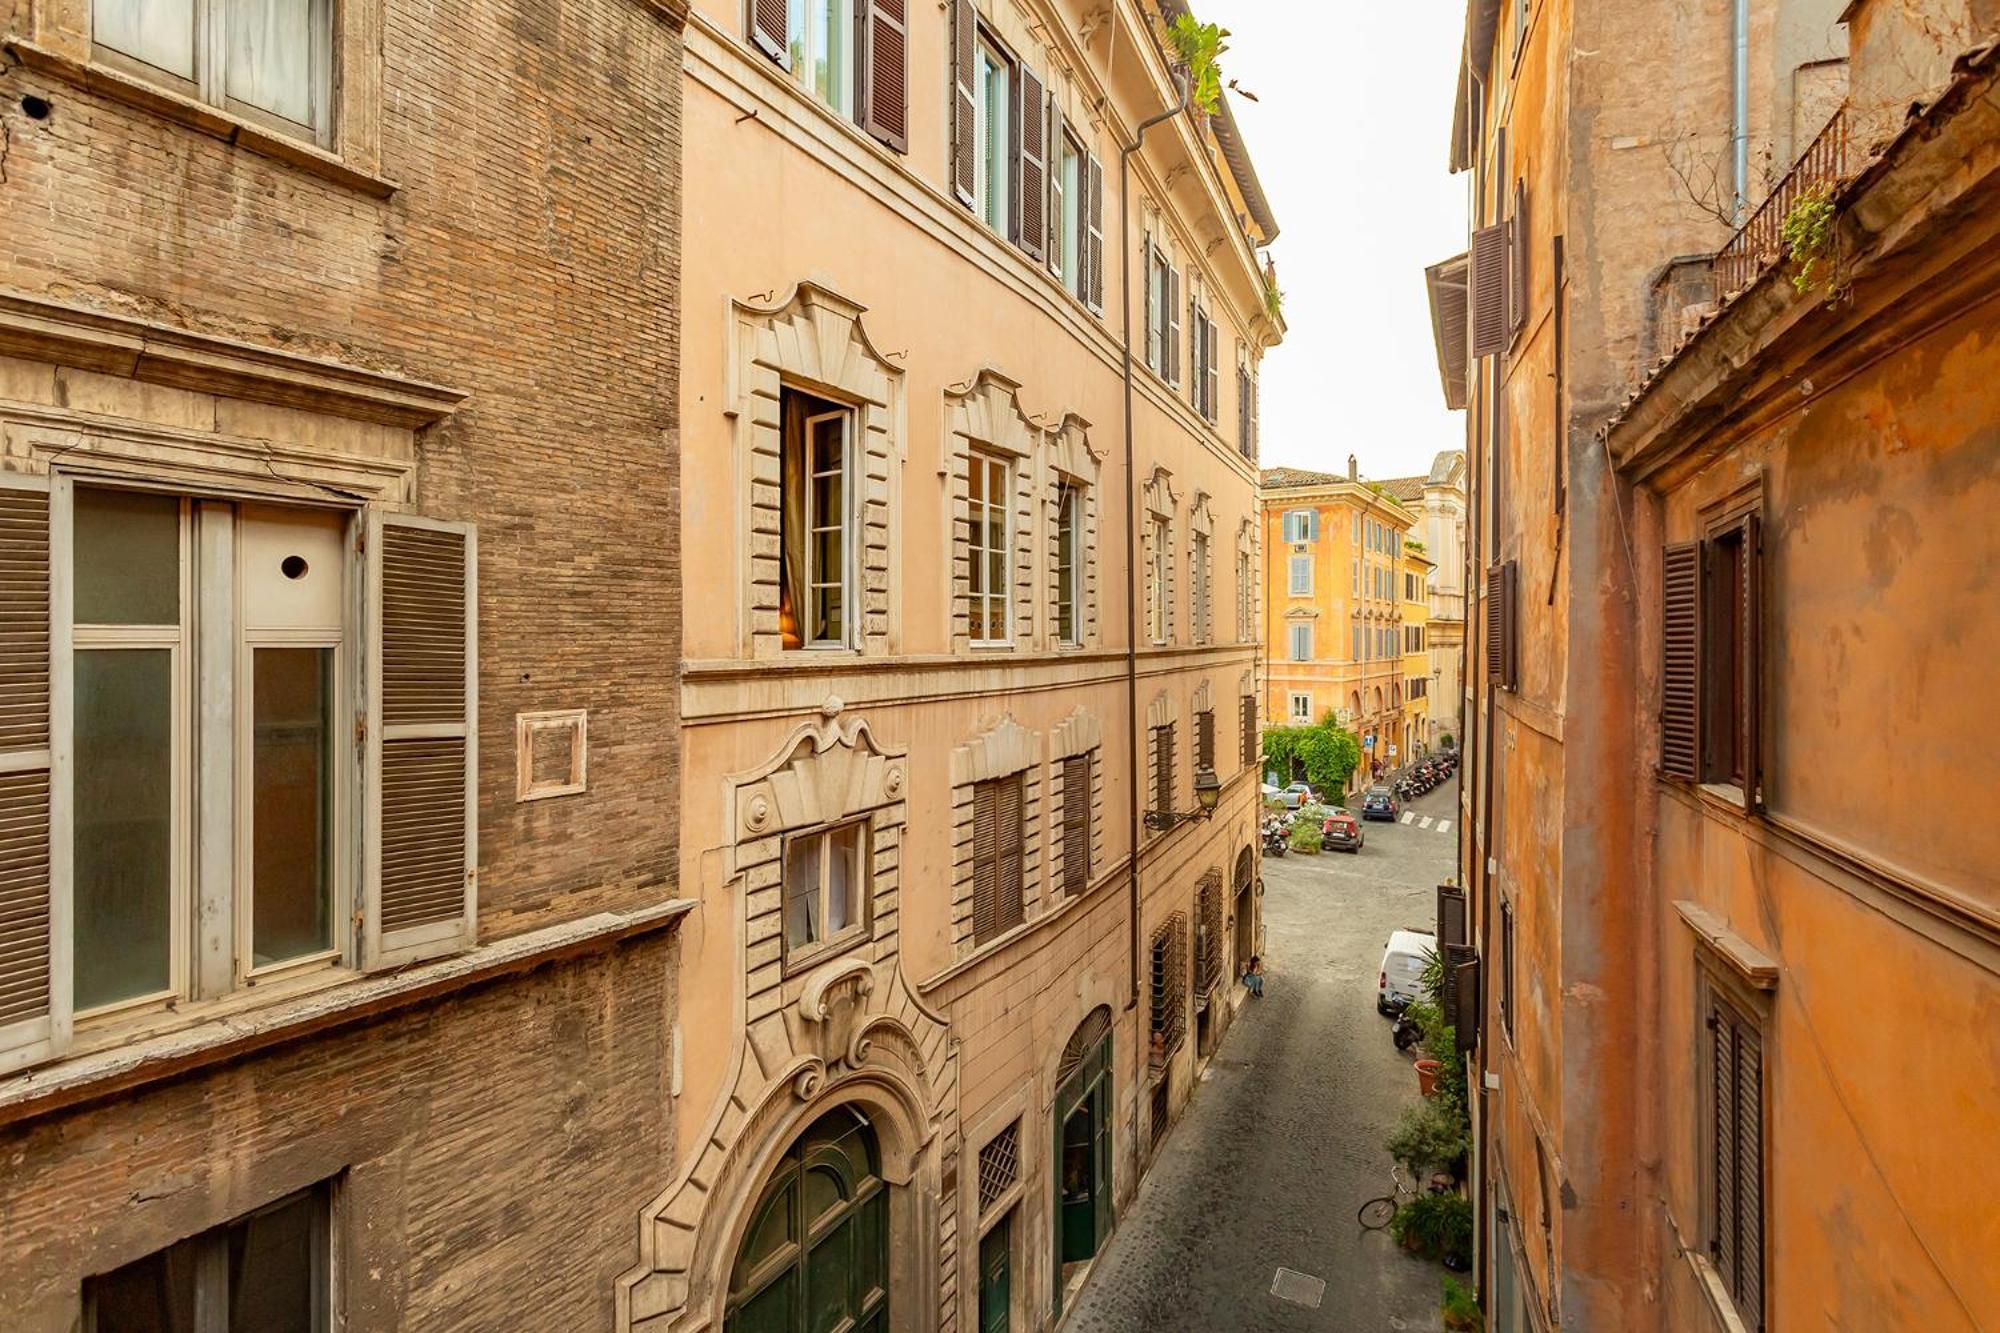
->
[630, 1, 1281, 1330]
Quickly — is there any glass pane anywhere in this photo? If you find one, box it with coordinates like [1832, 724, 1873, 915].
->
[786, 0, 807, 68]
[812, 586, 843, 644]
[813, 528, 843, 586]
[75, 489, 180, 625]
[826, 823, 862, 934]
[811, 416, 845, 475]
[225, 0, 315, 126]
[802, 1161, 849, 1228]
[85, 1239, 199, 1333]
[741, 1181, 797, 1276]
[228, 1191, 317, 1333]
[94, 0, 197, 78]
[252, 648, 333, 967]
[988, 552, 1006, 600]
[733, 1272, 795, 1333]
[967, 597, 986, 641]
[786, 836, 822, 949]
[806, 1224, 852, 1333]
[75, 649, 174, 1011]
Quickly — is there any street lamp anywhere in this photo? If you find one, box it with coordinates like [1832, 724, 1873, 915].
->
[1145, 765, 1223, 832]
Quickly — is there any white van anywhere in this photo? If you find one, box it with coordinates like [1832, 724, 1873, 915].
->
[1377, 928, 1436, 1013]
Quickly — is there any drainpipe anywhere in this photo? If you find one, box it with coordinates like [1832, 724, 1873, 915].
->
[1732, 0, 1750, 221]
[1120, 69, 1192, 1011]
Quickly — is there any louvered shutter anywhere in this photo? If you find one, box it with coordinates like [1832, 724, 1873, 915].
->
[1709, 1003, 1738, 1287]
[1450, 951, 1481, 1054]
[1165, 267, 1182, 385]
[1733, 1017, 1766, 1328]
[1019, 68, 1046, 260]
[1188, 303, 1201, 409]
[1084, 154, 1105, 311]
[1509, 179, 1529, 337]
[1239, 694, 1256, 769]
[996, 774, 1024, 933]
[1469, 221, 1508, 357]
[364, 514, 477, 970]
[1739, 514, 1763, 813]
[1142, 236, 1157, 370]
[972, 780, 998, 941]
[1062, 753, 1090, 893]
[1045, 101, 1064, 277]
[1436, 884, 1467, 948]
[1661, 542, 1700, 780]
[1204, 318, 1220, 420]
[750, 0, 789, 67]
[950, 0, 976, 207]
[0, 474, 58, 1071]
[859, 0, 908, 152]
[1485, 561, 1517, 690]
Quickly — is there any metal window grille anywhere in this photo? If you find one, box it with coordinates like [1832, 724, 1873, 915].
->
[976, 1121, 1021, 1214]
[1196, 871, 1224, 997]
[1148, 913, 1188, 1069]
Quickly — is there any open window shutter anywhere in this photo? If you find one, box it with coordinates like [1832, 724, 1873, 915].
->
[859, 0, 908, 152]
[0, 474, 60, 1071]
[1187, 303, 1201, 409]
[1062, 754, 1089, 892]
[1661, 542, 1701, 780]
[1740, 514, 1763, 813]
[1085, 154, 1105, 310]
[1240, 694, 1256, 769]
[1469, 222, 1508, 357]
[1509, 179, 1529, 337]
[1734, 1017, 1766, 1327]
[1436, 884, 1468, 948]
[997, 775, 1024, 932]
[972, 780, 997, 940]
[750, 0, 789, 67]
[1142, 236, 1156, 368]
[1485, 562, 1518, 689]
[1018, 68, 1046, 260]
[950, 0, 976, 207]
[364, 514, 477, 970]
[1205, 319, 1220, 419]
[1045, 102, 1064, 276]
[1451, 952, 1481, 1054]
[1165, 268, 1182, 384]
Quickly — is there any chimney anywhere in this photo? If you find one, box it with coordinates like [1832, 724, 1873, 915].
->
[1347, 454, 1358, 482]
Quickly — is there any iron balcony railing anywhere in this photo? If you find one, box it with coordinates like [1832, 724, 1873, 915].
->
[1713, 106, 1851, 295]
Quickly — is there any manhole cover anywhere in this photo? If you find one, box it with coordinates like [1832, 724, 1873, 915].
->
[1270, 1267, 1326, 1309]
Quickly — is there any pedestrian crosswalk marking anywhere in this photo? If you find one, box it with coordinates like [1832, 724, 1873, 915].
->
[1437, 820, 1451, 833]
[1401, 812, 1414, 825]
[1418, 816, 1434, 829]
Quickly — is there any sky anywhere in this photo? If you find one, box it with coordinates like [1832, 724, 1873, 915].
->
[1206, 0, 1470, 484]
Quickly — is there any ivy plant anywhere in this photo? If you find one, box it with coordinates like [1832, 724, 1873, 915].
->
[1165, 15, 1229, 115]
[1781, 184, 1838, 297]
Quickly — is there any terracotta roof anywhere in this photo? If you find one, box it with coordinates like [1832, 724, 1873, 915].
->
[1376, 476, 1426, 503]
[1260, 467, 1343, 489]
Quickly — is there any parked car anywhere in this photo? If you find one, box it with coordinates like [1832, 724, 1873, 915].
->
[1361, 786, 1400, 821]
[1378, 928, 1435, 1014]
[1274, 781, 1320, 810]
[1322, 808, 1365, 853]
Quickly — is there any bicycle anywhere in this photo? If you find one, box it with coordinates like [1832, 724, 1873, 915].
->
[1356, 1162, 1446, 1229]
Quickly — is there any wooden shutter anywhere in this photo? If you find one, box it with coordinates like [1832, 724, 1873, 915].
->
[1509, 179, 1529, 337]
[1085, 154, 1105, 310]
[951, 0, 976, 207]
[365, 514, 478, 970]
[1450, 951, 1481, 1054]
[1240, 694, 1256, 769]
[1708, 994, 1765, 1330]
[0, 475, 57, 1070]
[1739, 515, 1763, 813]
[1204, 317, 1220, 420]
[1045, 103, 1064, 277]
[1661, 542, 1701, 780]
[1165, 266, 1182, 385]
[1018, 67, 1046, 261]
[1469, 221, 1509, 357]
[1436, 884, 1467, 948]
[1485, 561, 1517, 690]
[1153, 724, 1175, 815]
[972, 779, 998, 940]
[859, 0, 908, 152]
[1141, 237, 1155, 369]
[1196, 710, 1215, 771]
[750, 0, 789, 66]
[1062, 753, 1090, 893]
[996, 774, 1024, 934]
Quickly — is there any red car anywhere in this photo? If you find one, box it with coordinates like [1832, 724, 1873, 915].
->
[1322, 809, 1365, 853]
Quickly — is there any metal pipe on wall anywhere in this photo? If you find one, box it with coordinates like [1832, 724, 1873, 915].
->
[1733, 0, 1751, 220]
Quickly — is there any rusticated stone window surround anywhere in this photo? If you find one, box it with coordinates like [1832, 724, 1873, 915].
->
[1142, 467, 1178, 645]
[728, 282, 904, 661]
[941, 368, 1100, 654]
[1144, 688, 1176, 841]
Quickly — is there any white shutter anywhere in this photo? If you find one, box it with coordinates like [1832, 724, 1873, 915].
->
[363, 513, 477, 969]
[0, 472, 62, 1071]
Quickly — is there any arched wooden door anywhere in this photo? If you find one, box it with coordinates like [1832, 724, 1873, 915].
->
[726, 1106, 889, 1333]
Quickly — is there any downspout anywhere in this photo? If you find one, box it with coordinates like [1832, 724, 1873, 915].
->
[1732, 0, 1750, 220]
[1120, 69, 1193, 1011]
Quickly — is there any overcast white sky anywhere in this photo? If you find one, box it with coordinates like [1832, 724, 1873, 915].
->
[1207, 0, 1469, 484]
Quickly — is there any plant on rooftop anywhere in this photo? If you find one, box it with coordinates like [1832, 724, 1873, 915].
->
[1165, 15, 1229, 114]
[1781, 183, 1839, 298]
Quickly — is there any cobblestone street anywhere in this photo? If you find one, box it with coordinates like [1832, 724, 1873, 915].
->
[1065, 779, 1461, 1333]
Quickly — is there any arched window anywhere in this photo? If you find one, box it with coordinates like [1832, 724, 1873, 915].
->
[727, 1106, 889, 1333]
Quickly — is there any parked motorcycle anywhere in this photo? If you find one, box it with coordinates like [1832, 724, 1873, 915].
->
[1392, 1010, 1426, 1051]
[1262, 822, 1289, 857]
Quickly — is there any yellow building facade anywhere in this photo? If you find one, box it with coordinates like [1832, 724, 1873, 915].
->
[1401, 548, 1436, 758]
[1259, 463, 1416, 792]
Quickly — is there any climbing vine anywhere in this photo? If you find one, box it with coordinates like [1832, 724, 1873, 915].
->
[1781, 184, 1839, 298]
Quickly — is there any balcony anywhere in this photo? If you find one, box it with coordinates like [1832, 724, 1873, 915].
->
[1713, 107, 1853, 296]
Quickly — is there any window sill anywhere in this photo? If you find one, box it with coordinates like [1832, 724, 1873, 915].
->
[1685, 1252, 1755, 1333]
[0, 899, 692, 1128]
[4, 39, 399, 199]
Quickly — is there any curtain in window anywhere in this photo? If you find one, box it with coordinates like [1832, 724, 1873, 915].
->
[780, 393, 809, 649]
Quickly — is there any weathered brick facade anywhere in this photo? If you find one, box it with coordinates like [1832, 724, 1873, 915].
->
[0, 0, 685, 1324]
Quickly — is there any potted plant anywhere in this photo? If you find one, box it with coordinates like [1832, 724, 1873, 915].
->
[1414, 1058, 1444, 1097]
[1287, 821, 1323, 855]
[1389, 1193, 1474, 1268]
[1442, 1275, 1483, 1331]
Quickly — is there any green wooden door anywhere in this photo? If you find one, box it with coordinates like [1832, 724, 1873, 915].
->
[726, 1107, 888, 1333]
[978, 1213, 1012, 1333]
[1059, 1100, 1096, 1263]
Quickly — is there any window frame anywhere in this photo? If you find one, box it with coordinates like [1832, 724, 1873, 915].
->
[967, 449, 1012, 646]
[786, 0, 858, 118]
[1055, 480, 1083, 647]
[1697, 965, 1769, 1332]
[1288, 692, 1312, 724]
[782, 389, 860, 652]
[1287, 553, 1311, 597]
[1149, 515, 1169, 643]
[971, 772, 1026, 944]
[91, 0, 337, 149]
[1055, 130, 1086, 299]
[1288, 622, 1312, 662]
[780, 815, 873, 970]
[971, 30, 1016, 241]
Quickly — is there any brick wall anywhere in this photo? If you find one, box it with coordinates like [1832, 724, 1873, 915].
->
[0, 0, 684, 929]
[0, 933, 677, 1331]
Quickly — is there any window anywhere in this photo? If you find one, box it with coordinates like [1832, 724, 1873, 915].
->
[971, 774, 1025, 943]
[1499, 900, 1515, 1041]
[1659, 514, 1762, 804]
[1195, 709, 1215, 773]
[967, 451, 1010, 643]
[1236, 550, 1252, 642]
[787, 0, 854, 116]
[1288, 553, 1311, 596]
[1144, 239, 1181, 385]
[1061, 753, 1092, 894]
[1280, 509, 1317, 543]
[1352, 560, 1359, 595]
[1148, 913, 1187, 1067]
[974, 37, 1013, 237]
[1188, 296, 1218, 421]
[1353, 512, 1362, 544]
[1236, 343, 1257, 459]
[1150, 723, 1176, 818]
[1353, 626, 1364, 661]
[1240, 694, 1258, 768]
[1150, 517, 1169, 642]
[781, 387, 855, 649]
[783, 819, 870, 962]
[1703, 985, 1766, 1331]
[1703, 524, 1751, 787]
[1055, 132, 1085, 298]
[728, 1107, 889, 1331]
[1191, 530, 1210, 645]
[93, 0, 334, 145]
[1055, 481, 1082, 645]
[1289, 692, 1312, 724]
[1288, 623, 1312, 662]
[85, 1182, 331, 1332]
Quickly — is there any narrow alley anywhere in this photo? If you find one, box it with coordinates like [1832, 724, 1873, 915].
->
[1066, 779, 1461, 1332]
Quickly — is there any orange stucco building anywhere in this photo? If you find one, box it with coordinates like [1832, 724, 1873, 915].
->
[1436, 0, 1999, 1330]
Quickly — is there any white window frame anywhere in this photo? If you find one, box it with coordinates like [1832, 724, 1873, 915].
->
[800, 405, 858, 650]
[1150, 516, 1169, 643]
[786, 0, 857, 117]
[1056, 132, 1084, 298]
[1191, 530, 1210, 645]
[91, 0, 336, 148]
[1055, 479, 1083, 647]
[973, 35, 1013, 239]
[968, 450, 1011, 645]
[1288, 692, 1312, 724]
[1288, 623, 1312, 662]
[781, 815, 872, 969]
[1288, 553, 1311, 597]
